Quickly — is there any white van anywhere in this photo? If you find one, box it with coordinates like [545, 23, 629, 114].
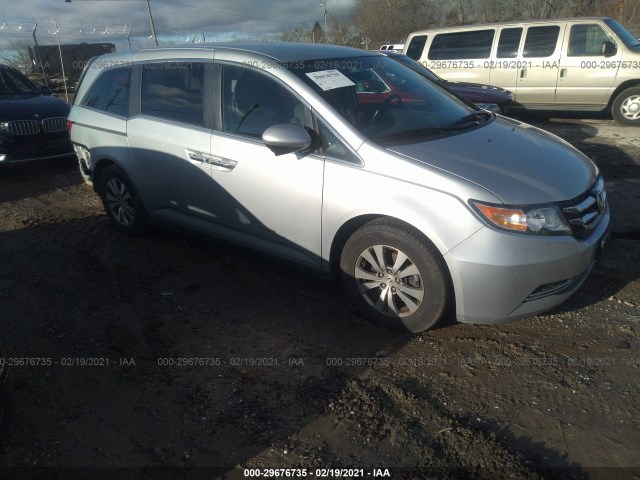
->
[404, 17, 640, 125]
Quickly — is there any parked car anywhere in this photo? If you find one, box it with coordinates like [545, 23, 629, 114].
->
[0, 340, 13, 450]
[0, 64, 74, 166]
[377, 50, 514, 113]
[379, 44, 405, 52]
[69, 44, 610, 333]
[404, 17, 640, 125]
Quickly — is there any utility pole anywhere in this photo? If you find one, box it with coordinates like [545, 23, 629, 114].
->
[146, 0, 158, 46]
[321, 0, 328, 42]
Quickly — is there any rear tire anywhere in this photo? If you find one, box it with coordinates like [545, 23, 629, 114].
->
[611, 87, 640, 126]
[340, 219, 448, 333]
[96, 165, 148, 235]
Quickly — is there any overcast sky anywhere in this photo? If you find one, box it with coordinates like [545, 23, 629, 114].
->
[1, 0, 358, 41]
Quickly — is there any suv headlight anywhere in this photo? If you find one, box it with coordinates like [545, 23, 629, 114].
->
[0, 120, 9, 134]
[471, 201, 571, 235]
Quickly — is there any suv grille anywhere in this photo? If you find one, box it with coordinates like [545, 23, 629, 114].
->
[6, 120, 40, 135]
[5, 117, 68, 136]
[42, 117, 67, 133]
[562, 177, 606, 239]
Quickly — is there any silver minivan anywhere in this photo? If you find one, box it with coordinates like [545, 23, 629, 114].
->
[68, 44, 611, 332]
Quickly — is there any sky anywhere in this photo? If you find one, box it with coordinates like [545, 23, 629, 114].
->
[1, 0, 358, 42]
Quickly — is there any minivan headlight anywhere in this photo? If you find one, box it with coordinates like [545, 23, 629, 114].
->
[471, 201, 571, 235]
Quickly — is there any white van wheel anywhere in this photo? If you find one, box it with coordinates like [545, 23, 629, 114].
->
[612, 87, 640, 126]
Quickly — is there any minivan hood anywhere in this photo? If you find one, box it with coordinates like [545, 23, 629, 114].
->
[388, 117, 597, 205]
[0, 95, 70, 120]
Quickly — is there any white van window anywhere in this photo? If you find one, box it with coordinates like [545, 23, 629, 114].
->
[406, 35, 428, 60]
[497, 28, 522, 58]
[428, 30, 495, 60]
[523, 26, 560, 58]
[568, 24, 611, 56]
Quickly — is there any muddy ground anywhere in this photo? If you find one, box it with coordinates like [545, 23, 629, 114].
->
[0, 116, 639, 480]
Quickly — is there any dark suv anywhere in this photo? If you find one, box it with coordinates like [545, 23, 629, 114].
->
[0, 64, 74, 165]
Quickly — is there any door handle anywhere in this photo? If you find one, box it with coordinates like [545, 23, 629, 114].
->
[188, 151, 207, 163]
[519, 68, 527, 79]
[560, 68, 567, 78]
[187, 149, 237, 171]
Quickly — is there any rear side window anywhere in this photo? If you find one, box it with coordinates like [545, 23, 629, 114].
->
[428, 30, 495, 60]
[406, 35, 428, 60]
[141, 61, 205, 127]
[523, 26, 560, 58]
[568, 24, 611, 56]
[81, 67, 131, 117]
[497, 28, 522, 58]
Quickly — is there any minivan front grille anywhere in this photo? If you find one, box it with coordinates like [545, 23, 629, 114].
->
[42, 117, 67, 133]
[562, 177, 606, 239]
[6, 120, 40, 135]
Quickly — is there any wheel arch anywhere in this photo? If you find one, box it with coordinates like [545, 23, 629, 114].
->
[606, 80, 640, 109]
[329, 214, 455, 304]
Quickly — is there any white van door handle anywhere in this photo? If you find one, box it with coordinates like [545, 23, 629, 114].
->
[560, 68, 567, 78]
[519, 68, 527, 79]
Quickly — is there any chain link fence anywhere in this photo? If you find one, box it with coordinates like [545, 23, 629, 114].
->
[0, 21, 221, 102]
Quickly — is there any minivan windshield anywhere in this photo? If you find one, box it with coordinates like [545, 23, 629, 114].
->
[0, 65, 40, 96]
[287, 55, 478, 144]
[604, 19, 640, 50]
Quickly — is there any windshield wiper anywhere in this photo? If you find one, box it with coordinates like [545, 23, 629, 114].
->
[449, 110, 492, 128]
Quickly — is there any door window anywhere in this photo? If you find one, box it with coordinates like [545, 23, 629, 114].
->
[568, 24, 611, 56]
[140, 61, 205, 126]
[221, 65, 308, 138]
[523, 26, 560, 58]
[81, 66, 131, 117]
[428, 30, 495, 60]
[497, 28, 522, 58]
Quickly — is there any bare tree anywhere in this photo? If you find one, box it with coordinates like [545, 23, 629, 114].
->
[353, 0, 439, 48]
[0, 38, 35, 74]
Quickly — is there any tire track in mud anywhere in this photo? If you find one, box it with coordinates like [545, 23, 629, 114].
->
[324, 374, 585, 479]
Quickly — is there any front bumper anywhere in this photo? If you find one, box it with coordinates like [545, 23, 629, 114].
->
[0, 132, 74, 165]
[445, 206, 611, 324]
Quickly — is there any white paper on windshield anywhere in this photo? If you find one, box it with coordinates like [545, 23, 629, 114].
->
[306, 70, 355, 91]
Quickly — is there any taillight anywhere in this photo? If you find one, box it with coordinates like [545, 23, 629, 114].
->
[67, 120, 73, 132]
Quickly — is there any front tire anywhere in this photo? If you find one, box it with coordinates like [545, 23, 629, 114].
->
[340, 219, 448, 333]
[611, 87, 640, 126]
[96, 165, 148, 235]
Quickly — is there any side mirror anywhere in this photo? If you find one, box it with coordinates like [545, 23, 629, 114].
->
[262, 124, 312, 156]
[40, 85, 53, 96]
[601, 41, 617, 57]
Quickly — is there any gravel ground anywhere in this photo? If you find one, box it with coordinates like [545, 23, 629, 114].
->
[0, 116, 639, 480]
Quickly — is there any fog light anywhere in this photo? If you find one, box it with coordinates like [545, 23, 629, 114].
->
[0, 154, 6, 162]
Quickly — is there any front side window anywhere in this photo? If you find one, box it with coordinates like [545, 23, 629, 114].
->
[428, 30, 495, 60]
[141, 61, 205, 126]
[523, 26, 560, 58]
[568, 24, 612, 56]
[81, 66, 131, 117]
[221, 65, 309, 138]
[497, 28, 522, 58]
